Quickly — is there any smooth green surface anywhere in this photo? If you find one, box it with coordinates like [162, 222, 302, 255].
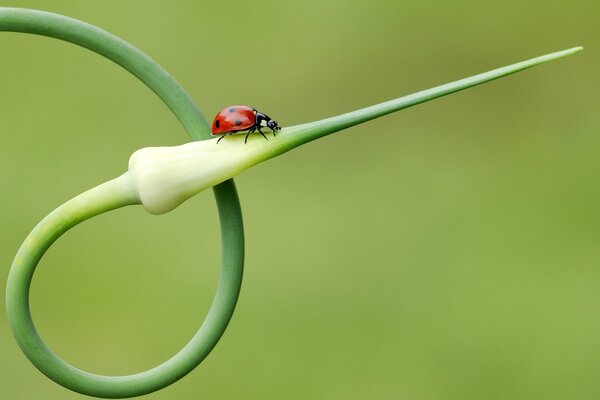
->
[0, 7, 209, 140]
[124, 46, 580, 216]
[5, 173, 244, 398]
[1, 6, 245, 398]
[7, 175, 141, 396]
[1, 1, 598, 399]
[268, 47, 583, 157]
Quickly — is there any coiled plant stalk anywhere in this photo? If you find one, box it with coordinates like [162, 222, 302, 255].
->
[1, 6, 582, 399]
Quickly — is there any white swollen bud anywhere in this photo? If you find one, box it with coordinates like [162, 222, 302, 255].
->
[128, 135, 286, 214]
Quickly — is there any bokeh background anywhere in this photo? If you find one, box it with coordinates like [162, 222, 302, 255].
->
[1, 1, 599, 399]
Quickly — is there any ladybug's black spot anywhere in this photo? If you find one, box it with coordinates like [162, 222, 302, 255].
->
[215, 119, 220, 128]
[229, 108, 236, 113]
[235, 119, 242, 126]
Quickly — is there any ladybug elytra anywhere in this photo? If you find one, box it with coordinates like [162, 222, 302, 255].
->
[211, 105, 281, 144]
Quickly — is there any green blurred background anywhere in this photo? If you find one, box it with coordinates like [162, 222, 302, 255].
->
[1, 1, 598, 399]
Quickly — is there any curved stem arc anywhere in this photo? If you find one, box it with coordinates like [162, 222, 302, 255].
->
[1, 7, 245, 398]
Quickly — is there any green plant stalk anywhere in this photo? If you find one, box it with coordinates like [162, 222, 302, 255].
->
[1, 5, 583, 400]
[2, 7, 245, 398]
[274, 46, 583, 152]
[6, 174, 246, 398]
[0, 7, 209, 139]
[127, 47, 582, 215]
[7, 176, 139, 396]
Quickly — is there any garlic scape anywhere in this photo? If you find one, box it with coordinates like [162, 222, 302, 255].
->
[128, 46, 582, 215]
[1, 7, 582, 399]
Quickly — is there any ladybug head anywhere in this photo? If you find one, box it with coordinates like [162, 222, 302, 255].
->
[267, 119, 281, 131]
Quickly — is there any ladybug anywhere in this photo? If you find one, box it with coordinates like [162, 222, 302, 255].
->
[211, 105, 281, 144]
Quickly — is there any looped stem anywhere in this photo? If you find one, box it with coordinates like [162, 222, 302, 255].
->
[1, 7, 245, 398]
[6, 174, 244, 398]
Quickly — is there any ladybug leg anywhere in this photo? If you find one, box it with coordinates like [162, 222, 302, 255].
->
[217, 132, 234, 144]
[244, 126, 256, 144]
[257, 126, 268, 141]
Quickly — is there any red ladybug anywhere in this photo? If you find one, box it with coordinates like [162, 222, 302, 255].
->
[211, 105, 281, 144]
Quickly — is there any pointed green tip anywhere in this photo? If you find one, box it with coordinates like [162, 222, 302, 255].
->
[549, 46, 583, 60]
[565, 46, 583, 55]
[559, 46, 583, 60]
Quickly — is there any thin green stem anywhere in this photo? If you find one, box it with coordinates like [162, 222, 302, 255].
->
[1, 7, 582, 399]
[7, 175, 139, 396]
[2, 7, 245, 398]
[273, 46, 583, 153]
[0, 7, 210, 139]
[123, 47, 582, 216]
[5, 174, 244, 398]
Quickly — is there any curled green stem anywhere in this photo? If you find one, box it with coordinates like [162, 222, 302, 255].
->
[1, 6, 583, 400]
[0, 7, 209, 139]
[2, 7, 245, 398]
[6, 174, 244, 398]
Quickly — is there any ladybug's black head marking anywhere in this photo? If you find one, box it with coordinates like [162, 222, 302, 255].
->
[267, 119, 281, 131]
[255, 111, 281, 132]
